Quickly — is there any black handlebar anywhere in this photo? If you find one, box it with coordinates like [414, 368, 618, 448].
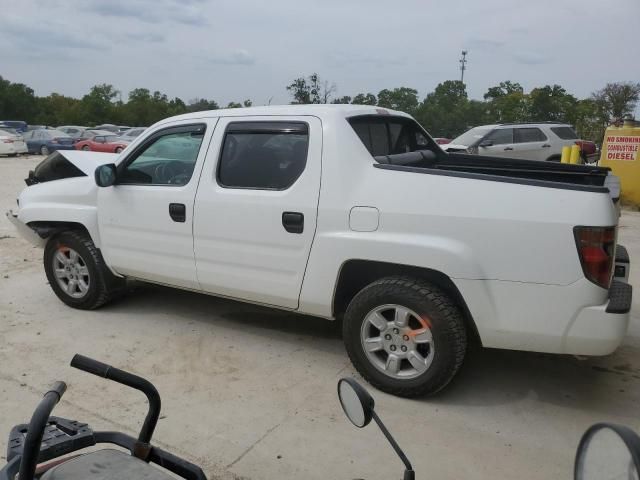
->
[17, 382, 67, 480]
[70, 354, 161, 446]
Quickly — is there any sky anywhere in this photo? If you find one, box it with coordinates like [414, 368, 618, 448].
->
[1, 0, 639, 110]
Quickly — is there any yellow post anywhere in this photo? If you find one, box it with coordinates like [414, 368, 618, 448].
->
[561, 146, 571, 163]
[570, 144, 581, 164]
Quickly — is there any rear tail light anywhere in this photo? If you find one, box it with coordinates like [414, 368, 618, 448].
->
[2, 139, 14, 143]
[574, 226, 616, 288]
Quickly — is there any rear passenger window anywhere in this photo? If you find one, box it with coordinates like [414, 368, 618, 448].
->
[218, 122, 309, 190]
[514, 127, 547, 143]
[550, 126, 578, 140]
[485, 128, 513, 145]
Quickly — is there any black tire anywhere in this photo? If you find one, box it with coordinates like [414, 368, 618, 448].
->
[40, 145, 49, 156]
[44, 231, 124, 310]
[82, 145, 90, 151]
[115, 147, 123, 153]
[343, 277, 467, 397]
[8, 153, 17, 157]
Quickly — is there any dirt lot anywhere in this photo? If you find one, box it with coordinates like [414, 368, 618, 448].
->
[1, 154, 638, 480]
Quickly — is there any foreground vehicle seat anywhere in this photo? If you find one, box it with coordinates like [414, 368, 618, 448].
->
[41, 449, 175, 480]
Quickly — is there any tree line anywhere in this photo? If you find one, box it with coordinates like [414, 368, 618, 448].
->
[1, 73, 638, 143]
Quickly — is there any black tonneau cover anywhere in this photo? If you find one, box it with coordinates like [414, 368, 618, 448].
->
[373, 151, 614, 195]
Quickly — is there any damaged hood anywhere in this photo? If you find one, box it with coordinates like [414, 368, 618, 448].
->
[27, 150, 119, 185]
[57, 150, 119, 175]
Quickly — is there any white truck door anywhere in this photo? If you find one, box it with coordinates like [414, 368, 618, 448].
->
[511, 127, 551, 161]
[97, 120, 217, 289]
[193, 116, 322, 309]
[477, 128, 514, 157]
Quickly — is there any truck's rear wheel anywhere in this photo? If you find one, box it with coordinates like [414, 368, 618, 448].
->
[343, 277, 467, 397]
[44, 231, 123, 310]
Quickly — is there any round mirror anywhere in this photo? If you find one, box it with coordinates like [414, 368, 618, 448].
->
[575, 423, 640, 480]
[337, 378, 374, 428]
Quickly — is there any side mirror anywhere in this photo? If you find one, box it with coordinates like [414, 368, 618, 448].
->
[479, 139, 493, 147]
[95, 164, 117, 187]
[337, 378, 374, 428]
[338, 378, 415, 480]
[575, 423, 640, 480]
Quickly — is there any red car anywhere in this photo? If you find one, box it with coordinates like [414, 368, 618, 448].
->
[75, 134, 128, 153]
[575, 140, 598, 163]
[434, 137, 451, 145]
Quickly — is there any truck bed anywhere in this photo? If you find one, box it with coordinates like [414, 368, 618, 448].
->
[374, 151, 613, 195]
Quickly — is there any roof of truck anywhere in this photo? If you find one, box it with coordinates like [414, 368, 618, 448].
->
[158, 104, 410, 125]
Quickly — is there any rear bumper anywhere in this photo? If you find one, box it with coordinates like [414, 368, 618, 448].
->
[564, 279, 632, 355]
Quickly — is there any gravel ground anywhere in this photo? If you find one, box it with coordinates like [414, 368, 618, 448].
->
[0, 154, 638, 480]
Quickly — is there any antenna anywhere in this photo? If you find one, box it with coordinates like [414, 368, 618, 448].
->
[459, 50, 468, 84]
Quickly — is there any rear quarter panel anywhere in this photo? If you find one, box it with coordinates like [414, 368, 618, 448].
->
[298, 114, 619, 319]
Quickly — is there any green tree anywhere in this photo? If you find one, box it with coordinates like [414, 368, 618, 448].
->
[528, 84, 577, 122]
[591, 82, 640, 123]
[286, 73, 334, 104]
[483, 81, 529, 123]
[226, 101, 243, 108]
[415, 81, 469, 137]
[187, 98, 219, 112]
[331, 95, 352, 104]
[34, 93, 83, 126]
[572, 98, 607, 143]
[0, 76, 39, 122]
[377, 87, 419, 114]
[80, 84, 119, 125]
[351, 93, 377, 105]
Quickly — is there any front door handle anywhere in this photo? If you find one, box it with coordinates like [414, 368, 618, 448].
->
[504, 147, 514, 151]
[169, 203, 186, 223]
[542, 144, 551, 148]
[282, 212, 304, 234]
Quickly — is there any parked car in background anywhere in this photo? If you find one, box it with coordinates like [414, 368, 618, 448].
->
[95, 124, 121, 133]
[75, 134, 128, 153]
[57, 126, 89, 139]
[26, 125, 52, 131]
[434, 137, 451, 145]
[73, 129, 112, 143]
[0, 120, 28, 133]
[0, 128, 28, 156]
[23, 129, 75, 155]
[443, 123, 595, 163]
[116, 127, 146, 143]
[117, 126, 132, 133]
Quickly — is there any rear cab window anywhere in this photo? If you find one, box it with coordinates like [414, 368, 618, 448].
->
[348, 115, 437, 160]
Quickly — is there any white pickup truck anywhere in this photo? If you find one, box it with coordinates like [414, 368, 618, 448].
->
[8, 105, 632, 397]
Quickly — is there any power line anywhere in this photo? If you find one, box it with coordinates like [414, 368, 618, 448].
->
[459, 50, 468, 84]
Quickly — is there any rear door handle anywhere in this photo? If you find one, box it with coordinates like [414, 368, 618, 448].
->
[542, 144, 551, 148]
[503, 147, 513, 151]
[282, 212, 304, 234]
[169, 203, 186, 222]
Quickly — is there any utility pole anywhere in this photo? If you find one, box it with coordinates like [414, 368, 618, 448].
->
[459, 50, 468, 84]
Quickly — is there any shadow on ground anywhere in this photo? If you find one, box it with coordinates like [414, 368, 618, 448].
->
[103, 283, 640, 417]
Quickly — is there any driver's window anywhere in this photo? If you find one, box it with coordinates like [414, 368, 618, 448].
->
[119, 125, 206, 186]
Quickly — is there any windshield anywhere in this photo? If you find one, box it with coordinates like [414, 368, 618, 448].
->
[450, 126, 493, 146]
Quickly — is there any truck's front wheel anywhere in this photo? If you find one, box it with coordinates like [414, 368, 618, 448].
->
[44, 231, 123, 310]
[343, 277, 467, 397]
